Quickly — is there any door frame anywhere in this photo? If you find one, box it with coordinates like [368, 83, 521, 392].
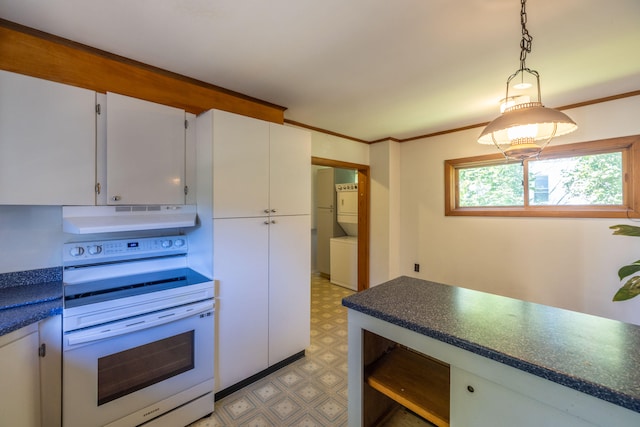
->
[312, 157, 370, 291]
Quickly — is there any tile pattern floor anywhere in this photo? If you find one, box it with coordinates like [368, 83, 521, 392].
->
[189, 274, 354, 427]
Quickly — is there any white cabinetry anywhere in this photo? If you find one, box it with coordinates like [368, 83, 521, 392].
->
[105, 92, 186, 205]
[39, 315, 61, 427]
[212, 215, 311, 391]
[0, 70, 96, 205]
[450, 367, 594, 427]
[268, 214, 311, 365]
[268, 124, 312, 216]
[212, 110, 269, 218]
[212, 110, 310, 218]
[198, 109, 311, 392]
[213, 217, 269, 389]
[0, 323, 41, 427]
[0, 316, 61, 427]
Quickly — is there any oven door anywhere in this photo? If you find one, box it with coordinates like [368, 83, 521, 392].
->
[62, 300, 214, 427]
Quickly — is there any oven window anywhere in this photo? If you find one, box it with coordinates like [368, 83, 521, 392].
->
[97, 331, 194, 406]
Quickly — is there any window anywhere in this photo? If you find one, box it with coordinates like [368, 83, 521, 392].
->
[445, 135, 640, 217]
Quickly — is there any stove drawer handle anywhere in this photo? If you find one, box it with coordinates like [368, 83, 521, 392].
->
[65, 301, 214, 346]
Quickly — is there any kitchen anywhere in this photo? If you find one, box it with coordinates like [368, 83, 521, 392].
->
[1, 1, 640, 426]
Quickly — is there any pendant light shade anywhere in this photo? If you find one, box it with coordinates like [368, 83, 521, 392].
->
[478, 101, 577, 160]
[478, 0, 577, 160]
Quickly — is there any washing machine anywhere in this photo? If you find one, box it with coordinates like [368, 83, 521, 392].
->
[330, 236, 357, 291]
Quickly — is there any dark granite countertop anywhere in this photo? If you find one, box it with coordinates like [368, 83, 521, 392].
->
[342, 276, 640, 414]
[0, 267, 63, 336]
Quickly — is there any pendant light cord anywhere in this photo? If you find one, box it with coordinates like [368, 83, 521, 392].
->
[519, 0, 533, 71]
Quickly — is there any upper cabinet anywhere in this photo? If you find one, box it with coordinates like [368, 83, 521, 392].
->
[0, 70, 96, 205]
[212, 109, 311, 218]
[105, 92, 187, 205]
[212, 110, 269, 218]
[269, 124, 312, 216]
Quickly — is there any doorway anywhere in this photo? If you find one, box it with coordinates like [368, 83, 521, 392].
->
[312, 157, 370, 291]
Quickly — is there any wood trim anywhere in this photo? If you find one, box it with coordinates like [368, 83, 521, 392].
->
[357, 168, 371, 292]
[0, 19, 285, 123]
[556, 90, 640, 112]
[295, 90, 640, 145]
[285, 120, 370, 144]
[445, 135, 640, 218]
[312, 157, 371, 291]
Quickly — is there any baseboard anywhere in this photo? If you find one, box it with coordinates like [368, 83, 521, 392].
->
[214, 350, 306, 401]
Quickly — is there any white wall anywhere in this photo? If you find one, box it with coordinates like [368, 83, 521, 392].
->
[397, 95, 640, 325]
[309, 131, 369, 165]
[0, 206, 65, 272]
[369, 140, 401, 286]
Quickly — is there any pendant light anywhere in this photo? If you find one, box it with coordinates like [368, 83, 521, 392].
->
[478, 0, 577, 160]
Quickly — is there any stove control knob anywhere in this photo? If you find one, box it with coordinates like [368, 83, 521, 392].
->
[161, 240, 173, 248]
[174, 239, 185, 248]
[88, 245, 102, 255]
[69, 246, 84, 257]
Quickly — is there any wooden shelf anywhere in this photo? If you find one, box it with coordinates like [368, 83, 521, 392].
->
[365, 347, 450, 427]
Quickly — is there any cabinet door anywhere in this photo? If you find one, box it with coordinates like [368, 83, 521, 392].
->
[0, 324, 41, 427]
[213, 110, 269, 218]
[213, 217, 269, 391]
[185, 113, 197, 205]
[450, 367, 595, 427]
[268, 214, 311, 365]
[269, 124, 311, 216]
[0, 70, 95, 205]
[106, 92, 185, 205]
[39, 316, 61, 427]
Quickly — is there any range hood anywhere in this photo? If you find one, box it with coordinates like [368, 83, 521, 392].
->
[62, 205, 197, 234]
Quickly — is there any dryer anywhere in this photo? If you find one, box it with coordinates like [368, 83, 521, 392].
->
[335, 183, 358, 236]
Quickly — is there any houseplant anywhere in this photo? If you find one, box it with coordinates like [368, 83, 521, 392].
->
[610, 224, 640, 301]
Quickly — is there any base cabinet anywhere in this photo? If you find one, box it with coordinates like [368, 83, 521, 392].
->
[0, 316, 62, 427]
[450, 367, 594, 427]
[39, 315, 62, 427]
[213, 217, 269, 391]
[213, 214, 310, 391]
[268, 215, 311, 365]
[0, 324, 41, 427]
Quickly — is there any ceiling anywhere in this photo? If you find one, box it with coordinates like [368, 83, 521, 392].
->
[1, 0, 639, 142]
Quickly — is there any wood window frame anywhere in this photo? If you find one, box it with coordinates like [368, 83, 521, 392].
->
[444, 135, 640, 218]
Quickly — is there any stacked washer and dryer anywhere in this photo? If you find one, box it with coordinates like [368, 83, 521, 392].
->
[330, 183, 358, 291]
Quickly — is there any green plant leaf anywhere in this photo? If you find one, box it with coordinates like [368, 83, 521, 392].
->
[610, 224, 640, 236]
[613, 276, 640, 301]
[618, 261, 640, 280]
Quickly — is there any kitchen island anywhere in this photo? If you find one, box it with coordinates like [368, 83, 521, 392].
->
[343, 276, 640, 427]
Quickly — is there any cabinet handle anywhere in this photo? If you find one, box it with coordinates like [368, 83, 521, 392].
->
[467, 385, 475, 393]
[271, 220, 276, 224]
[264, 220, 270, 225]
[38, 343, 46, 358]
[271, 209, 277, 213]
[111, 195, 122, 201]
[264, 209, 270, 214]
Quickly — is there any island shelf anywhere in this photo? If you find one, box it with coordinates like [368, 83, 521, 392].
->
[363, 331, 449, 426]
